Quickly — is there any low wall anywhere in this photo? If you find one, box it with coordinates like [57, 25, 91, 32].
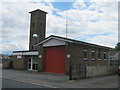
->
[70, 65, 86, 80]
[70, 65, 117, 80]
[86, 65, 117, 78]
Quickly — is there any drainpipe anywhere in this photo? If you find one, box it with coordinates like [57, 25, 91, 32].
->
[67, 54, 72, 80]
[69, 64, 72, 80]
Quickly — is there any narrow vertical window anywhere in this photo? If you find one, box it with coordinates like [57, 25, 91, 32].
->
[91, 51, 95, 60]
[40, 23, 43, 26]
[104, 51, 107, 60]
[98, 50, 101, 60]
[83, 49, 88, 60]
[33, 22, 34, 27]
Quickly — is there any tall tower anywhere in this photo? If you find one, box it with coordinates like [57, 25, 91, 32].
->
[29, 9, 47, 50]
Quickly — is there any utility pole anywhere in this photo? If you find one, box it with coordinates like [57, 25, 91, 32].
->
[65, 11, 72, 80]
[66, 11, 68, 39]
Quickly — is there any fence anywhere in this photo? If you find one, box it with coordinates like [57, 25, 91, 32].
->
[70, 64, 117, 80]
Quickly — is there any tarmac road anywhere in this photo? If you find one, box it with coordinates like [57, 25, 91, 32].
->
[2, 69, 119, 88]
[2, 78, 47, 88]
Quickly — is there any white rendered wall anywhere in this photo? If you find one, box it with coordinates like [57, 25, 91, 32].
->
[43, 38, 66, 47]
[13, 51, 38, 55]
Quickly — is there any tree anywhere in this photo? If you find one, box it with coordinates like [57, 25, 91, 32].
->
[115, 42, 120, 51]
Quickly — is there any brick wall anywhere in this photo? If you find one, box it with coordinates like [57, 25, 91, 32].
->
[38, 44, 44, 72]
[12, 55, 27, 70]
[68, 43, 109, 66]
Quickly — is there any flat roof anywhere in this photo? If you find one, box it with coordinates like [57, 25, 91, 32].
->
[13, 50, 38, 53]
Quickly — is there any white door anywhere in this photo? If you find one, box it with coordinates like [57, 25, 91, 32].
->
[28, 57, 38, 71]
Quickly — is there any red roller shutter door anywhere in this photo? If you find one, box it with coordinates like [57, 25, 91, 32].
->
[44, 46, 66, 74]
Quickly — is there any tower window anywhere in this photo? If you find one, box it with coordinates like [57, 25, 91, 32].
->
[40, 23, 43, 25]
[33, 22, 34, 27]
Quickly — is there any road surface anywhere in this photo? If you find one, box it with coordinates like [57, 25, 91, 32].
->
[2, 78, 48, 88]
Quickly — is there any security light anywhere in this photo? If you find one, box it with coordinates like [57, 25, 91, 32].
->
[39, 55, 42, 58]
[33, 34, 38, 38]
[67, 54, 70, 58]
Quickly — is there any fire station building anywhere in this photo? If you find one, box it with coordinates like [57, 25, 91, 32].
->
[13, 9, 111, 74]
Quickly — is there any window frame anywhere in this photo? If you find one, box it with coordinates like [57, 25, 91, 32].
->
[83, 49, 88, 61]
[98, 50, 101, 60]
[103, 51, 107, 60]
[91, 50, 95, 60]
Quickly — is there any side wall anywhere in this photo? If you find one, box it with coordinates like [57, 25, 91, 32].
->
[68, 43, 109, 66]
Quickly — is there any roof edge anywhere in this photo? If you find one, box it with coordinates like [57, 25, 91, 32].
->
[29, 9, 48, 14]
[35, 35, 112, 50]
[13, 50, 38, 53]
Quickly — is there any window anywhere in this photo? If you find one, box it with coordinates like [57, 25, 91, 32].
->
[91, 51, 95, 60]
[104, 51, 107, 60]
[32, 22, 34, 27]
[17, 56, 22, 59]
[40, 23, 43, 25]
[28, 58, 31, 63]
[98, 50, 101, 60]
[83, 50, 88, 60]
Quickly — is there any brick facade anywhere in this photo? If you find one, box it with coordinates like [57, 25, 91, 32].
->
[67, 43, 109, 66]
[37, 41, 110, 74]
[29, 10, 47, 50]
[12, 55, 27, 70]
[12, 9, 111, 76]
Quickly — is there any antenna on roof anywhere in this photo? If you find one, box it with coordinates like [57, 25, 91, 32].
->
[66, 11, 68, 39]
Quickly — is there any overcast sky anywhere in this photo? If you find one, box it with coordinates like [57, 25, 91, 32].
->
[1, 0, 119, 55]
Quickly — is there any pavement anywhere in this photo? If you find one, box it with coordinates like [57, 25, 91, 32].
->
[2, 69, 119, 88]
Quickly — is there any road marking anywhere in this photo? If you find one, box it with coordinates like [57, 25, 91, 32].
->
[2, 77, 58, 88]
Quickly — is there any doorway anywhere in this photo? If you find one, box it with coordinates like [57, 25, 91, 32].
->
[44, 46, 66, 73]
[28, 57, 38, 71]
